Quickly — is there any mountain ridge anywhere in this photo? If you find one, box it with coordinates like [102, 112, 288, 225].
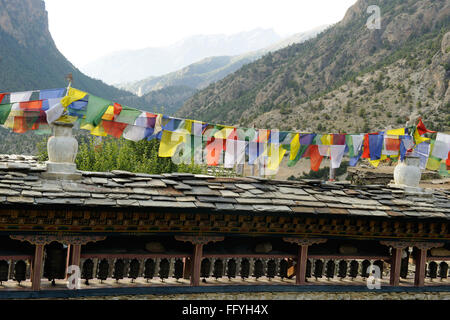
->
[177, 0, 450, 134]
[82, 28, 283, 85]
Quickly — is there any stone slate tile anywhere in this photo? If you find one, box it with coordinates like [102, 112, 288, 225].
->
[132, 188, 159, 196]
[161, 179, 178, 185]
[235, 184, 256, 190]
[35, 198, 84, 205]
[139, 200, 196, 208]
[176, 197, 197, 202]
[107, 194, 129, 199]
[104, 181, 123, 188]
[124, 182, 150, 188]
[184, 187, 220, 196]
[348, 209, 373, 216]
[6, 196, 34, 204]
[112, 178, 133, 183]
[272, 193, 317, 201]
[326, 203, 353, 209]
[117, 200, 140, 206]
[157, 187, 184, 196]
[295, 201, 326, 207]
[249, 188, 264, 195]
[329, 208, 349, 215]
[111, 170, 136, 177]
[85, 199, 116, 206]
[208, 185, 226, 190]
[152, 196, 176, 201]
[369, 210, 388, 217]
[392, 199, 413, 206]
[251, 183, 276, 191]
[21, 190, 42, 197]
[0, 188, 20, 196]
[234, 204, 254, 211]
[215, 203, 235, 211]
[81, 171, 114, 178]
[220, 190, 239, 198]
[252, 205, 292, 213]
[197, 196, 237, 204]
[173, 183, 192, 190]
[182, 180, 209, 186]
[129, 195, 151, 200]
[314, 207, 331, 214]
[1, 180, 24, 184]
[92, 194, 106, 199]
[195, 202, 216, 209]
[386, 211, 405, 217]
[235, 198, 273, 205]
[292, 207, 316, 214]
[130, 177, 154, 181]
[331, 190, 347, 196]
[147, 180, 167, 188]
[278, 187, 309, 195]
[272, 199, 296, 206]
[91, 177, 108, 185]
[402, 211, 424, 217]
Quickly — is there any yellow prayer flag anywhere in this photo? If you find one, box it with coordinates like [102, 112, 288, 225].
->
[89, 122, 107, 137]
[369, 159, 381, 168]
[268, 144, 286, 171]
[426, 157, 441, 170]
[386, 128, 405, 136]
[56, 115, 78, 124]
[101, 106, 115, 121]
[321, 134, 332, 145]
[290, 133, 300, 161]
[60, 88, 87, 108]
[413, 128, 430, 144]
[213, 126, 235, 139]
[158, 131, 187, 157]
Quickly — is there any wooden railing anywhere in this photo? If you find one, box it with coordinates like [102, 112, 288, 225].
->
[0, 254, 447, 288]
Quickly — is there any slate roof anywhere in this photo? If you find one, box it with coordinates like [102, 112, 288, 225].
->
[0, 154, 449, 220]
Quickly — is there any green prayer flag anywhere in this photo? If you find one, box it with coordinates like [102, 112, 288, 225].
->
[346, 135, 355, 158]
[0, 104, 12, 125]
[85, 95, 111, 127]
[115, 106, 142, 125]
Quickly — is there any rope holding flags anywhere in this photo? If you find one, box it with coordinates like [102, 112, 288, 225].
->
[0, 87, 449, 176]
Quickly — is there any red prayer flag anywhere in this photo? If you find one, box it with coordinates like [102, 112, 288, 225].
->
[362, 134, 370, 159]
[303, 145, 323, 172]
[113, 103, 122, 117]
[0, 93, 6, 104]
[385, 138, 400, 151]
[103, 120, 128, 138]
[206, 137, 225, 166]
[417, 118, 436, 135]
[20, 100, 43, 111]
[13, 117, 28, 133]
[332, 134, 346, 145]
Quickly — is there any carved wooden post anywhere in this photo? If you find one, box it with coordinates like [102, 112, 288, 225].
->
[32, 244, 44, 291]
[65, 244, 71, 280]
[283, 238, 327, 285]
[380, 241, 410, 286]
[381, 241, 444, 287]
[10, 234, 105, 290]
[175, 235, 224, 286]
[71, 245, 82, 268]
[414, 243, 443, 287]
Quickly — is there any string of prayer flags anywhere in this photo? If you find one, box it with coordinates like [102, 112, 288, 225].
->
[1, 86, 449, 175]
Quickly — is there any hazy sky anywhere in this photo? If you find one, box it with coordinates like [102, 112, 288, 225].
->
[44, 0, 357, 67]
